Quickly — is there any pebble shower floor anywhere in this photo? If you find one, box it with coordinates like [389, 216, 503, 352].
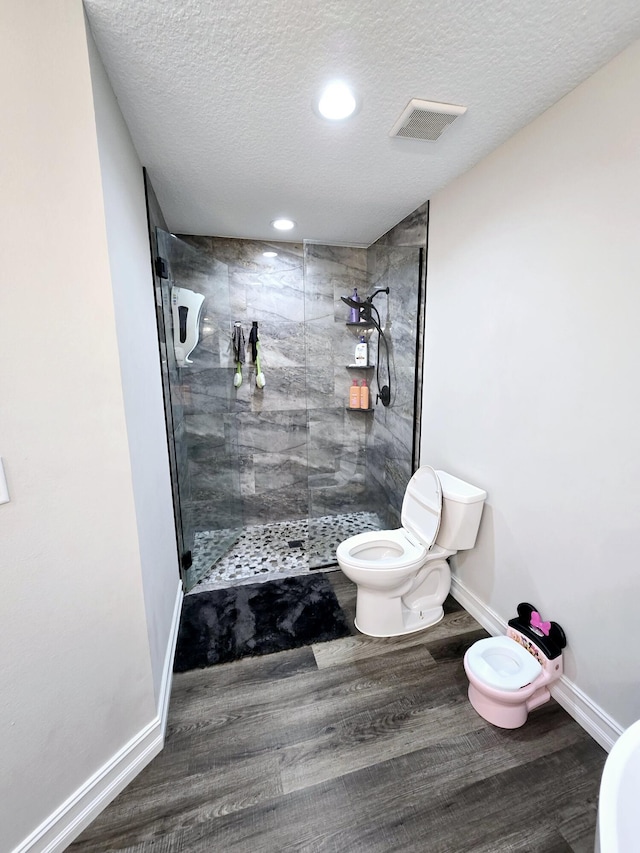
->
[189, 512, 383, 594]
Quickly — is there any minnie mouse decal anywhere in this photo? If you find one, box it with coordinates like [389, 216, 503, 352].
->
[508, 602, 567, 660]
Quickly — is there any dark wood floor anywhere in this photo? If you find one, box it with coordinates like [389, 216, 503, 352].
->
[69, 572, 606, 852]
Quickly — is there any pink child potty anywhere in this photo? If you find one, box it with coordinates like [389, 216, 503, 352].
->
[463, 602, 566, 729]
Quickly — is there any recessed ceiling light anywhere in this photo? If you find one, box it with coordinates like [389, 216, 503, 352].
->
[271, 219, 295, 231]
[263, 251, 278, 257]
[317, 81, 357, 120]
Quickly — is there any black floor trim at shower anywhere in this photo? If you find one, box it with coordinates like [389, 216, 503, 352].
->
[173, 573, 352, 672]
[309, 560, 339, 571]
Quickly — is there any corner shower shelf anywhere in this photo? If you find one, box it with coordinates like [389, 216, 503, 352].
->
[345, 407, 374, 413]
[346, 364, 374, 370]
[346, 321, 375, 328]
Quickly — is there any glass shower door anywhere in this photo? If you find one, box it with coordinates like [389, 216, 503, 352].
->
[156, 229, 243, 592]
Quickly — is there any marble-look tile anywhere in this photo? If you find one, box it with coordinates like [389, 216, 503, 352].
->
[237, 409, 307, 454]
[243, 276, 305, 324]
[370, 202, 428, 248]
[187, 460, 242, 504]
[305, 369, 336, 411]
[305, 243, 368, 325]
[179, 366, 237, 416]
[370, 415, 414, 463]
[210, 236, 303, 270]
[242, 487, 309, 527]
[238, 453, 255, 497]
[304, 324, 340, 409]
[186, 497, 243, 534]
[182, 412, 225, 439]
[308, 483, 372, 518]
[248, 319, 306, 369]
[250, 366, 308, 412]
[307, 409, 368, 481]
[176, 234, 214, 254]
[170, 235, 218, 278]
[187, 432, 226, 466]
[253, 451, 308, 495]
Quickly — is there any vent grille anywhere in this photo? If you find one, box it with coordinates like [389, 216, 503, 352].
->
[389, 99, 466, 142]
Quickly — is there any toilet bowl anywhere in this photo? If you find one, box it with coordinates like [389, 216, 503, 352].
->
[464, 602, 566, 729]
[336, 467, 487, 637]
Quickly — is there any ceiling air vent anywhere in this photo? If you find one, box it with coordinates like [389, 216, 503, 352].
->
[389, 99, 467, 141]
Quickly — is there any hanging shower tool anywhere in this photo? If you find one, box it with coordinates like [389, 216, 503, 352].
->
[232, 321, 245, 388]
[249, 321, 265, 388]
[248, 321, 259, 361]
[255, 342, 265, 388]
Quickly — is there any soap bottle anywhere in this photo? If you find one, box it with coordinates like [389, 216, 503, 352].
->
[354, 335, 368, 366]
[349, 288, 360, 322]
[349, 378, 361, 408]
[360, 379, 369, 410]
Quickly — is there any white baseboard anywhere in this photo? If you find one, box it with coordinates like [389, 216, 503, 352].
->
[14, 581, 183, 853]
[450, 575, 623, 753]
[450, 575, 505, 637]
[551, 678, 623, 754]
[157, 581, 183, 742]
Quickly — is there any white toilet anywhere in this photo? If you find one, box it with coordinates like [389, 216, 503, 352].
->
[336, 467, 486, 637]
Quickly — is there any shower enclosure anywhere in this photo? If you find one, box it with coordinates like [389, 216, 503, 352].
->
[150, 206, 427, 592]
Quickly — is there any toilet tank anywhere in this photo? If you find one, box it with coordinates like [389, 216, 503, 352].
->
[435, 470, 487, 551]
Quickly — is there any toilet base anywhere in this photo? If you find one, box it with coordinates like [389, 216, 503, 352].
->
[355, 604, 444, 638]
[349, 556, 451, 638]
[467, 681, 552, 729]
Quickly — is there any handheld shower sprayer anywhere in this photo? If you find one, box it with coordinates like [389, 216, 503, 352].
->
[340, 287, 389, 320]
[340, 288, 391, 407]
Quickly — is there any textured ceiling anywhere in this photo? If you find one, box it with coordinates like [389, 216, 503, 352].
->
[84, 0, 640, 245]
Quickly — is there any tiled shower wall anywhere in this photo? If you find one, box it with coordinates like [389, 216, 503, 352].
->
[174, 237, 377, 529]
[173, 202, 426, 539]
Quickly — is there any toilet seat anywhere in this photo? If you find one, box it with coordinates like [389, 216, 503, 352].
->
[466, 636, 542, 692]
[336, 466, 443, 572]
[336, 528, 427, 570]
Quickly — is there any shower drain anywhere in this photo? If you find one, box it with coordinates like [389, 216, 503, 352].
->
[288, 539, 304, 548]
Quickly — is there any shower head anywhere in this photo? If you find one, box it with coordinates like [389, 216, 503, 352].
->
[340, 295, 362, 310]
[341, 288, 389, 324]
[340, 287, 389, 312]
[341, 295, 372, 323]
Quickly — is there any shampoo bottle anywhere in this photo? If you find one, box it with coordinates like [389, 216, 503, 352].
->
[349, 288, 360, 322]
[349, 378, 361, 408]
[354, 335, 368, 366]
[360, 379, 369, 409]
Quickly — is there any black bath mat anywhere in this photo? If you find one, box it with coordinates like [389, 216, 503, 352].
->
[173, 573, 351, 672]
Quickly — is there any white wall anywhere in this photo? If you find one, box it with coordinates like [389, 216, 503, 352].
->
[86, 22, 181, 706]
[0, 2, 172, 850]
[423, 39, 640, 731]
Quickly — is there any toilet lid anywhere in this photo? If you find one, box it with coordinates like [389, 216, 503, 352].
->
[466, 636, 542, 691]
[400, 466, 442, 550]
